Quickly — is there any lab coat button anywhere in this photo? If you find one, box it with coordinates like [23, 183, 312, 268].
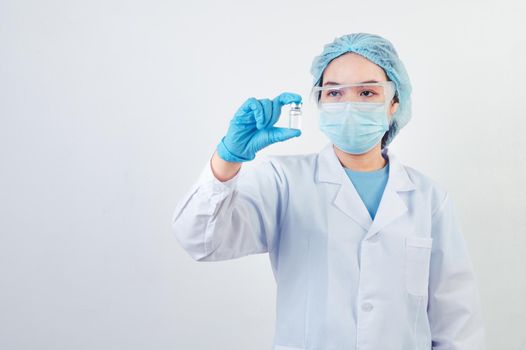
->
[361, 302, 374, 312]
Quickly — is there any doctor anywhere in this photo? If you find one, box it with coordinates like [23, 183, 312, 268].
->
[172, 33, 486, 350]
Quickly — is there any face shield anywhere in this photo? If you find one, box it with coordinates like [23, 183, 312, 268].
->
[309, 81, 396, 114]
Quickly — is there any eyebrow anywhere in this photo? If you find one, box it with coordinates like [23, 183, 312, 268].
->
[322, 80, 380, 86]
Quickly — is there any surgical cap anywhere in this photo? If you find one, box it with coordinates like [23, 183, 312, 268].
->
[310, 33, 412, 147]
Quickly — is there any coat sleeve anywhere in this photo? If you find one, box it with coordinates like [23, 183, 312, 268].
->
[171, 154, 287, 262]
[428, 192, 486, 350]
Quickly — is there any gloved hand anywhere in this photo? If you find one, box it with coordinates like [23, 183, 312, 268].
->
[216, 92, 302, 162]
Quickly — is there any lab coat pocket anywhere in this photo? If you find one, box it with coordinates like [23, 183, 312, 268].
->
[405, 236, 433, 296]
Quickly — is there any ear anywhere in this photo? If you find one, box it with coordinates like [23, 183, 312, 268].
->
[389, 101, 399, 120]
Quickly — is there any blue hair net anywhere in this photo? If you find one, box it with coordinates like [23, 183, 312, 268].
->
[310, 33, 412, 148]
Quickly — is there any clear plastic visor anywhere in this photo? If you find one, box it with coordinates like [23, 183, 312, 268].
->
[310, 81, 396, 106]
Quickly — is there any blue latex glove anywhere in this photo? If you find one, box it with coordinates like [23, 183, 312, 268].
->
[216, 92, 302, 162]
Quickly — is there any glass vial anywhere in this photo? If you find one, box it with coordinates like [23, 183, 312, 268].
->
[288, 102, 302, 130]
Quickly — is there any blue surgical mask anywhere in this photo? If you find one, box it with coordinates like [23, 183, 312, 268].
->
[318, 101, 390, 154]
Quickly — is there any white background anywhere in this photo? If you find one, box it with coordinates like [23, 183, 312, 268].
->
[1, 0, 526, 349]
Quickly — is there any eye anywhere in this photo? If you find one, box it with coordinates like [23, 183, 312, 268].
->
[360, 90, 376, 97]
[326, 89, 341, 97]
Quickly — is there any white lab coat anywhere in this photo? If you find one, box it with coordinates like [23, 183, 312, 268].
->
[172, 143, 486, 350]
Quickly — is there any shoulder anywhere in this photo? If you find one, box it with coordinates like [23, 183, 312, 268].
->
[236, 152, 318, 188]
[398, 161, 450, 216]
[404, 164, 446, 193]
[258, 152, 319, 173]
[238, 152, 318, 188]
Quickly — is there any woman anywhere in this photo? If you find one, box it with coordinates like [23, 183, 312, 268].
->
[172, 33, 486, 350]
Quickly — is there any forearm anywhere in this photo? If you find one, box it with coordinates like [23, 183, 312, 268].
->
[210, 150, 242, 182]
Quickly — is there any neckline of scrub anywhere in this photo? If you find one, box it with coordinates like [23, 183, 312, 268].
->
[344, 161, 390, 177]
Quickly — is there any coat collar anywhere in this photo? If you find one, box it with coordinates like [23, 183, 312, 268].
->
[315, 143, 416, 240]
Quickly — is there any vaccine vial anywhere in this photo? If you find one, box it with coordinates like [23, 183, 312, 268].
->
[288, 102, 302, 130]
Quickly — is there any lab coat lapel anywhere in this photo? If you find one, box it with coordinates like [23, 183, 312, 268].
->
[316, 143, 373, 231]
[364, 148, 417, 240]
[316, 143, 416, 235]
[334, 176, 373, 231]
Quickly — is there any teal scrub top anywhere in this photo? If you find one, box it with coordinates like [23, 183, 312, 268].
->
[344, 161, 389, 220]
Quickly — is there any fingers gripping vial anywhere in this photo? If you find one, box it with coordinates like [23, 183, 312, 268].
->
[216, 92, 302, 163]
